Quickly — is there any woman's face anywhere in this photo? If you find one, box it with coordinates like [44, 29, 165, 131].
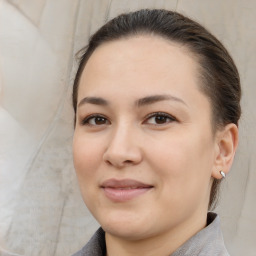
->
[73, 35, 219, 240]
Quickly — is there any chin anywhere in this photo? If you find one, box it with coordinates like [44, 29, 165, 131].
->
[96, 210, 153, 240]
[103, 224, 150, 241]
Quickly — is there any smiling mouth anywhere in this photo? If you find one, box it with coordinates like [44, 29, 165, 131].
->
[100, 179, 153, 202]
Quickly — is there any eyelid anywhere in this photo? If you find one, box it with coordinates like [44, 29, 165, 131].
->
[143, 112, 177, 125]
[80, 114, 111, 126]
[80, 112, 177, 126]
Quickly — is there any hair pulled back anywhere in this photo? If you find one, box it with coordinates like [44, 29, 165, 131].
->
[72, 9, 241, 210]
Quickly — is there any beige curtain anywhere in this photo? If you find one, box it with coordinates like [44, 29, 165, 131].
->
[0, 0, 255, 255]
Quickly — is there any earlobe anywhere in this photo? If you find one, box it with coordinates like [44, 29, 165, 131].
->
[212, 123, 239, 179]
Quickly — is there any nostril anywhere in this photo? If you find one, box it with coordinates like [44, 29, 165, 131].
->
[124, 160, 133, 164]
[102, 146, 142, 168]
[104, 158, 134, 168]
[105, 160, 112, 166]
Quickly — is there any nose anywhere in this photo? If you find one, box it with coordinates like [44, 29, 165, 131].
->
[103, 124, 143, 168]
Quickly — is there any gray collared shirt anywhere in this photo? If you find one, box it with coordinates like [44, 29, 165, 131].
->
[72, 212, 230, 256]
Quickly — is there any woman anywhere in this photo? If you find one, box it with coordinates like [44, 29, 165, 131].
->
[72, 9, 241, 256]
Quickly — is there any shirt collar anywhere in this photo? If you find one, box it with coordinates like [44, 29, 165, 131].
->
[171, 212, 229, 255]
[75, 212, 228, 256]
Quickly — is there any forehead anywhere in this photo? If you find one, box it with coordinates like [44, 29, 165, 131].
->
[85, 35, 197, 73]
[79, 35, 201, 101]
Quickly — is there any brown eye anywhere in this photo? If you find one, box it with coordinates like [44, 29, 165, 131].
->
[145, 112, 176, 125]
[94, 117, 107, 125]
[82, 115, 110, 126]
[154, 115, 169, 124]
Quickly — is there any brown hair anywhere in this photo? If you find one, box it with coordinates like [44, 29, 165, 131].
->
[72, 9, 241, 210]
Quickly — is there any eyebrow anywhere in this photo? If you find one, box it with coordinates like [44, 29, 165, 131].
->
[78, 97, 108, 107]
[78, 94, 187, 108]
[135, 94, 187, 107]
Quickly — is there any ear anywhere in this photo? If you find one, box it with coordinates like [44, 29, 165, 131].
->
[212, 123, 239, 179]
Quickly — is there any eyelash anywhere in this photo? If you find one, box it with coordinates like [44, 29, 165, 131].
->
[80, 114, 109, 126]
[80, 112, 177, 126]
[144, 112, 177, 125]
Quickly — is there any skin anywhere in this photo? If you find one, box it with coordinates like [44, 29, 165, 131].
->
[73, 35, 238, 256]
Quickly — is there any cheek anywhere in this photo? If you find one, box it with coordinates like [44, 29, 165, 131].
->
[72, 133, 102, 180]
[146, 131, 210, 175]
[146, 128, 214, 197]
[72, 133, 105, 211]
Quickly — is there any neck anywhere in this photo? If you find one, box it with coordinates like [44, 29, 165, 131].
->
[105, 211, 208, 256]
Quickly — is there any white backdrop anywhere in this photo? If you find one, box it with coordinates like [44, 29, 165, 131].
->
[0, 0, 255, 255]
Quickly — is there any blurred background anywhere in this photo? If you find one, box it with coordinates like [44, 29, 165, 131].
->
[0, 0, 255, 255]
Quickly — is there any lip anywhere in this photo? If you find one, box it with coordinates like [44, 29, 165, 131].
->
[100, 179, 153, 202]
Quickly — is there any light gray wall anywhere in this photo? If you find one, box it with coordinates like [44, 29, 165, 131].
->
[0, 0, 255, 255]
